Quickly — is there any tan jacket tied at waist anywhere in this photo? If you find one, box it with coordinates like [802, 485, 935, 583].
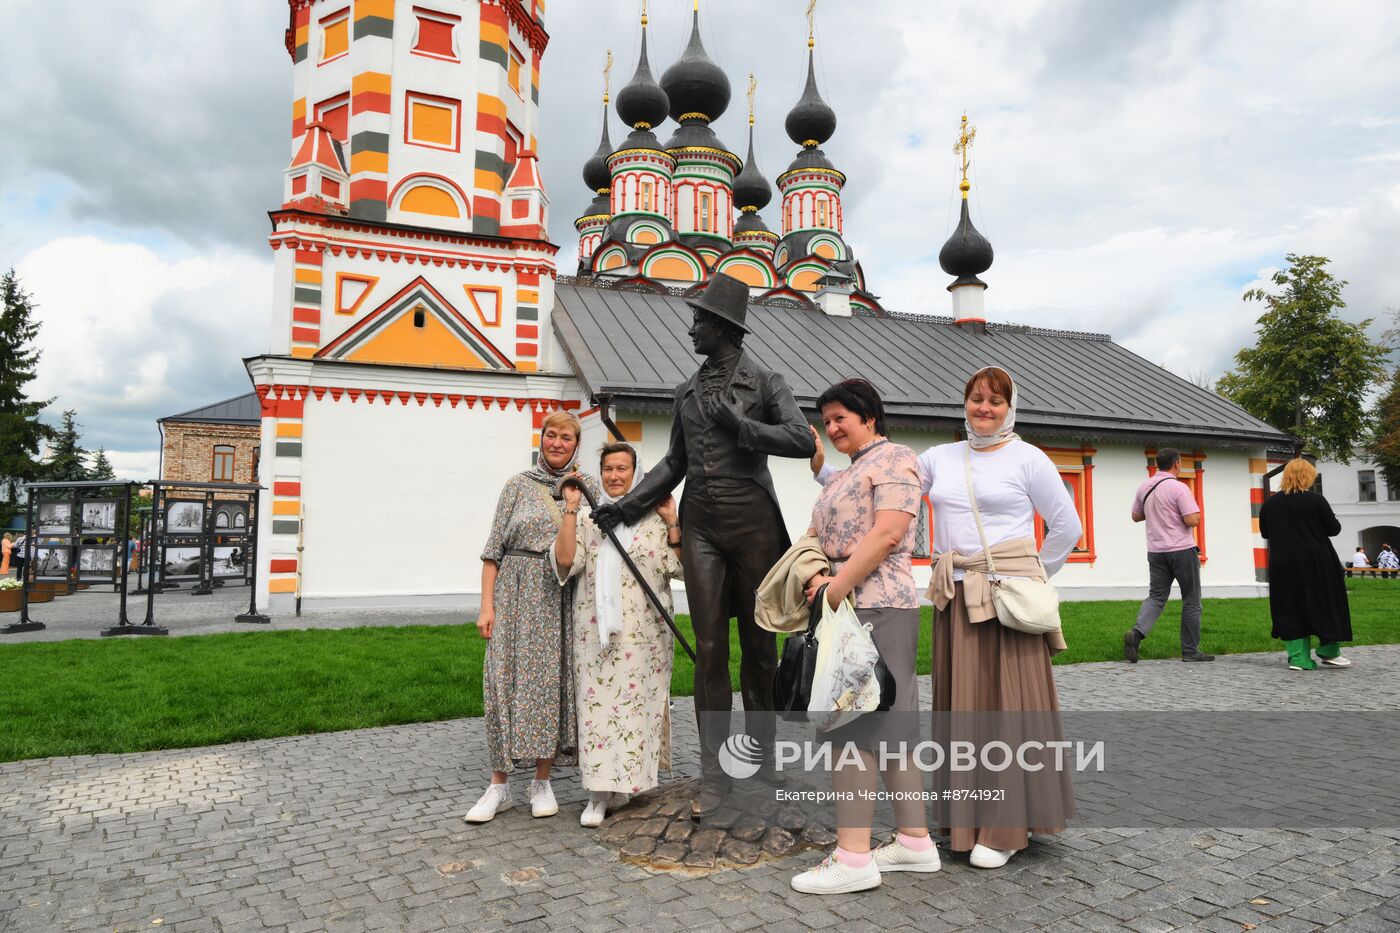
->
[927, 536, 1067, 655]
[755, 535, 830, 633]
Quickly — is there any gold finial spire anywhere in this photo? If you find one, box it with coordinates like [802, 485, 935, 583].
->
[953, 112, 977, 199]
[747, 74, 757, 127]
[640, 0, 648, 27]
[806, 0, 817, 49]
[602, 50, 613, 105]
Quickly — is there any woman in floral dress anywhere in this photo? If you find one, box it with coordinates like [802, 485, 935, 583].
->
[553, 442, 683, 828]
[466, 411, 600, 823]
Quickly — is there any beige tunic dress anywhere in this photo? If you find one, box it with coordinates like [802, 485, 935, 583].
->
[554, 508, 682, 794]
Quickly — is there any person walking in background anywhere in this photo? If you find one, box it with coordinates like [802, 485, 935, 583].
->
[10, 533, 28, 581]
[1124, 449, 1213, 662]
[1258, 459, 1352, 671]
[1, 532, 12, 577]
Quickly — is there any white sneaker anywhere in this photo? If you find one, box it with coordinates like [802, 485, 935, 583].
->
[1319, 656, 1352, 667]
[529, 779, 558, 818]
[872, 835, 941, 873]
[791, 852, 881, 894]
[580, 792, 609, 828]
[464, 783, 512, 823]
[969, 844, 1016, 869]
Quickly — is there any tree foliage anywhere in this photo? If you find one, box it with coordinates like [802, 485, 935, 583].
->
[1217, 253, 1387, 462]
[89, 447, 116, 481]
[0, 269, 53, 526]
[1372, 365, 1400, 493]
[43, 409, 91, 482]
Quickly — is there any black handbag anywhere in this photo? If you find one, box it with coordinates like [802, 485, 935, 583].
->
[772, 586, 897, 721]
[772, 586, 824, 721]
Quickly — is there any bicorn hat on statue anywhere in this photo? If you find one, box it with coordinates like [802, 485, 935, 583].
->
[686, 272, 751, 333]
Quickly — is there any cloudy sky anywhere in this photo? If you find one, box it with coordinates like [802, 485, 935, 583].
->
[2, 0, 1398, 479]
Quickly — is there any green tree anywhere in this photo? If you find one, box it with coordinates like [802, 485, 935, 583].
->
[89, 447, 116, 481]
[1217, 253, 1388, 462]
[0, 269, 53, 525]
[1372, 365, 1400, 492]
[43, 409, 90, 482]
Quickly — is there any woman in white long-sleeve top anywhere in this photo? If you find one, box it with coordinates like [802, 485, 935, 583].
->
[811, 366, 1082, 870]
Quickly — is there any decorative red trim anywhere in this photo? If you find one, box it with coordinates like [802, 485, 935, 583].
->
[268, 210, 559, 257]
[387, 172, 472, 217]
[316, 275, 514, 369]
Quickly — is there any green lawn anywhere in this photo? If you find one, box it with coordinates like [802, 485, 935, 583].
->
[2, 579, 1396, 763]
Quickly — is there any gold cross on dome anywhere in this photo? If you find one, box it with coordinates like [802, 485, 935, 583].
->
[640, 0, 648, 27]
[953, 113, 977, 196]
[806, 0, 817, 48]
[747, 74, 757, 126]
[603, 50, 613, 104]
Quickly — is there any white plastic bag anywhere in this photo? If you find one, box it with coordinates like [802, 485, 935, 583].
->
[807, 595, 882, 731]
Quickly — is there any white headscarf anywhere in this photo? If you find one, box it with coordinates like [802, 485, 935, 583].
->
[594, 457, 647, 648]
[964, 366, 1021, 449]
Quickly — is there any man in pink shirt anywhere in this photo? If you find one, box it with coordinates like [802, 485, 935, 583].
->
[1125, 448, 1214, 662]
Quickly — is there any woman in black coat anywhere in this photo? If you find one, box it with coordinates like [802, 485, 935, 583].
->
[1258, 458, 1352, 670]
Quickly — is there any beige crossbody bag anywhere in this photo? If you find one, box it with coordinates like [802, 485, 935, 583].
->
[963, 445, 1063, 635]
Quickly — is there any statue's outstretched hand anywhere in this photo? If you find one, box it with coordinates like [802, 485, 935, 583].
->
[592, 502, 624, 534]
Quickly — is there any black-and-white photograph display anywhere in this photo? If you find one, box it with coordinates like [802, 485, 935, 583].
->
[212, 545, 247, 579]
[165, 501, 205, 534]
[78, 546, 117, 581]
[161, 545, 203, 581]
[37, 501, 73, 536]
[213, 502, 249, 532]
[34, 546, 70, 580]
[80, 500, 119, 535]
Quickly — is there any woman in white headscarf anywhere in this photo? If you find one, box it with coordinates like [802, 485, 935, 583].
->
[553, 441, 683, 828]
[924, 367, 1081, 869]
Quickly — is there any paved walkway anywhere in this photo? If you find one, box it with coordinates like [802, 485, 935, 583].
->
[0, 584, 468, 643]
[2, 648, 1399, 932]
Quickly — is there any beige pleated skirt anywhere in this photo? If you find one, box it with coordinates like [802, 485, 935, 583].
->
[932, 581, 1074, 852]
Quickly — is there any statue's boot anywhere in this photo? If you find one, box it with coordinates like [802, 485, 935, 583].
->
[691, 782, 729, 819]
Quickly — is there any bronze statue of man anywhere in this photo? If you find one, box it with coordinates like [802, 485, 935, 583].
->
[592, 273, 815, 817]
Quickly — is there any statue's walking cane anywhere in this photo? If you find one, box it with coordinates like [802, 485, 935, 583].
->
[557, 476, 697, 663]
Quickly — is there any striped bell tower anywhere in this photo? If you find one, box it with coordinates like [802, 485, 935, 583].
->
[249, 0, 574, 612]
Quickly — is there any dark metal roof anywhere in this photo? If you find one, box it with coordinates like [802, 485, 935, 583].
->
[159, 393, 260, 425]
[552, 281, 1293, 449]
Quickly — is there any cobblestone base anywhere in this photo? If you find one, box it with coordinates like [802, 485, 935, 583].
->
[2, 648, 1399, 931]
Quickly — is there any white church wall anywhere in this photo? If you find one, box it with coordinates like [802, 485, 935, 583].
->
[1313, 456, 1400, 562]
[294, 392, 532, 606]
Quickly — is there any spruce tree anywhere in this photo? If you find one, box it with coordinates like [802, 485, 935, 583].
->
[0, 269, 53, 524]
[89, 447, 116, 481]
[43, 410, 90, 482]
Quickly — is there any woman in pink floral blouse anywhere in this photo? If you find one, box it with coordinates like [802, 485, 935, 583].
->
[790, 379, 938, 896]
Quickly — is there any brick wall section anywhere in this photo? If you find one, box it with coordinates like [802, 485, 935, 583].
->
[160, 421, 261, 484]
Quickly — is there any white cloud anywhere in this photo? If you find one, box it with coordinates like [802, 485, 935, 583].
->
[16, 237, 270, 469]
[2, 0, 1399, 471]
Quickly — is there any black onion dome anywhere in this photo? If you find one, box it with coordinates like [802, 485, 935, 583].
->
[733, 125, 772, 212]
[938, 199, 994, 284]
[783, 146, 839, 176]
[616, 29, 670, 130]
[785, 49, 836, 148]
[660, 9, 731, 124]
[663, 120, 730, 154]
[734, 210, 772, 235]
[582, 108, 613, 193]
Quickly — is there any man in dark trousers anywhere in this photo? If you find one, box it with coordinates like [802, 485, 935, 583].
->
[1125, 448, 1214, 662]
[592, 273, 815, 817]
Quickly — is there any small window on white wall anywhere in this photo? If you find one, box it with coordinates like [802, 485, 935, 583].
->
[411, 7, 460, 61]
